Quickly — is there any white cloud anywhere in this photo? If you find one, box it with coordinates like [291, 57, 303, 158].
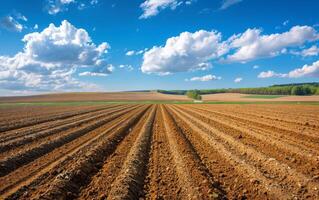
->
[90, 0, 98, 5]
[257, 70, 286, 78]
[258, 61, 319, 78]
[139, 0, 181, 19]
[220, 0, 242, 10]
[287, 61, 319, 78]
[234, 77, 243, 83]
[126, 49, 148, 56]
[185, 0, 194, 5]
[253, 65, 259, 69]
[45, 0, 97, 14]
[0, 16, 23, 32]
[0, 20, 110, 92]
[79, 72, 107, 77]
[126, 50, 135, 56]
[119, 64, 134, 71]
[46, 0, 76, 15]
[187, 74, 221, 82]
[141, 30, 228, 74]
[227, 26, 319, 62]
[79, 64, 114, 77]
[300, 45, 319, 57]
[33, 24, 39, 30]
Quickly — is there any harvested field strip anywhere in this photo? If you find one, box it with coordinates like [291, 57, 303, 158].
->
[0, 104, 124, 142]
[175, 105, 319, 181]
[0, 105, 116, 133]
[0, 105, 149, 199]
[0, 105, 131, 153]
[0, 105, 141, 176]
[169, 105, 319, 199]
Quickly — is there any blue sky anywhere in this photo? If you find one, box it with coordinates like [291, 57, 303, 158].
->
[0, 0, 318, 95]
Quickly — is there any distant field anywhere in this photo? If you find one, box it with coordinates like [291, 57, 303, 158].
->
[0, 92, 318, 106]
[0, 92, 190, 103]
[203, 93, 319, 102]
[242, 95, 285, 99]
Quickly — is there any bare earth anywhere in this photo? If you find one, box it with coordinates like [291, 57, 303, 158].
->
[0, 104, 318, 199]
[0, 92, 190, 103]
[203, 93, 319, 101]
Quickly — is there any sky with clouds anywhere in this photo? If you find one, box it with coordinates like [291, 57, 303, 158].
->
[0, 0, 318, 95]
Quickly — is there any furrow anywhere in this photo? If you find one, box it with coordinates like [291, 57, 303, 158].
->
[106, 105, 156, 199]
[0, 105, 146, 200]
[176, 105, 319, 178]
[0, 105, 112, 133]
[0, 105, 130, 153]
[0, 105, 140, 176]
[29, 105, 150, 200]
[0, 104, 122, 143]
[170, 105, 319, 199]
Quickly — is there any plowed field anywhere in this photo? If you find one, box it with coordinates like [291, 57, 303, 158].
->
[0, 104, 318, 199]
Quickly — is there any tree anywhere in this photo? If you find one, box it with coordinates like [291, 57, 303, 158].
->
[291, 86, 305, 95]
[186, 90, 202, 100]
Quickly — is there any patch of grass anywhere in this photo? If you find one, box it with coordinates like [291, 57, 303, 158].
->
[242, 95, 285, 99]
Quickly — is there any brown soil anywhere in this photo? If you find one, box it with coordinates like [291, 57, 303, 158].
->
[0, 104, 318, 199]
[202, 93, 319, 101]
[0, 92, 189, 103]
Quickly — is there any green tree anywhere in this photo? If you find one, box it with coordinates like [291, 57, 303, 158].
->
[186, 90, 202, 100]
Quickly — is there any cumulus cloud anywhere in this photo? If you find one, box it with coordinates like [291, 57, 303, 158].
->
[79, 64, 114, 77]
[291, 45, 319, 57]
[0, 20, 110, 92]
[0, 16, 23, 32]
[46, 0, 98, 14]
[287, 61, 319, 78]
[234, 77, 243, 83]
[126, 49, 148, 56]
[227, 26, 319, 62]
[126, 50, 135, 56]
[139, 0, 182, 19]
[142, 25, 319, 75]
[301, 45, 319, 57]
[220, 0, 242, 10]
[187, 74, 221, 82]
[46, 0, 76, 15]
[141, 30, 228, 74]
[257, 70, 286, 78]
[258, 61, 319, 78]
[119, 64, 134, 71]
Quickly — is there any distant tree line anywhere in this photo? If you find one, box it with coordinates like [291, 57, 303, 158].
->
[157, 83, 319, 96]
